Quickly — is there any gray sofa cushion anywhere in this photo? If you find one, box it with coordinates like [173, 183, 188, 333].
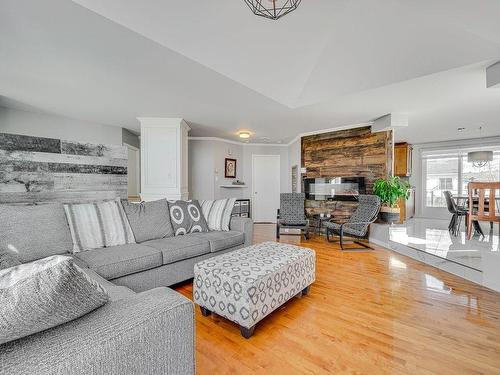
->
[0, 250, 21, 270]
[0, 203, 73, 263]
[202, 231, 245, 253]
[80, 268, 135, 301]
[121, 199, 174, 243]
[75, 244, 162, 280]
[0, 255, 109, 345]
[142, 234, 210, 265]
[167, 200, 209, 236]
[0, 288, 195, 375]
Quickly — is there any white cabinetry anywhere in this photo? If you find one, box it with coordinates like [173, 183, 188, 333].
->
[139, 118, 190, 201]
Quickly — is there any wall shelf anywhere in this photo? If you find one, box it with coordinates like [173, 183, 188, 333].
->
[219, 185, 247, 188]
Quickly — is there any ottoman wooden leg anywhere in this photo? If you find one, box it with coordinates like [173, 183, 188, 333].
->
[301, 286, 310, 296]
[200, 306, 211, 317]
[240, 325, 255, 339]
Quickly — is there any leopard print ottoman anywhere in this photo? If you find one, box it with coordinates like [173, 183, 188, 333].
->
[193, 241, 316, 338]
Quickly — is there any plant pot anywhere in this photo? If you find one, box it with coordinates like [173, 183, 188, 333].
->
[379, 206, 400, 223]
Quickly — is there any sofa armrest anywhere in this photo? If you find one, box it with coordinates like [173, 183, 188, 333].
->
[0, 288, 195, 375]
[230, 217, 254, 247]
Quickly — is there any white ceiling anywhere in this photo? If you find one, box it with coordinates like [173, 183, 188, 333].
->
[1, 0, 500, 144]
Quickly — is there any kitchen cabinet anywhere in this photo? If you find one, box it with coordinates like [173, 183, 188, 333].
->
[394, 143, 413, 177]
[398, 188, 415, 222]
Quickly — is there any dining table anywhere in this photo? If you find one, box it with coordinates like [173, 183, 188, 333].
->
[452, 194, 500, 236]
[453, 195, 500, 209]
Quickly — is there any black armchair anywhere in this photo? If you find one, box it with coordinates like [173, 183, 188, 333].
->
[324, 195, 381, 250]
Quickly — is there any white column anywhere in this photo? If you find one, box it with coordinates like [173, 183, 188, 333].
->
[138, 118, 190, 201]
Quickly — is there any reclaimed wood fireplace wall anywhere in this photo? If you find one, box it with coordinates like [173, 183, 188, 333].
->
[301, 126, 393, 224]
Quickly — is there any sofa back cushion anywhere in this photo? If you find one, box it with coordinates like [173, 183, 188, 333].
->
[121, 199, 174, 242]
[0, 255, 109, 345]
[200, 198, 236, 231]
[64, 198, 135, 253]
[0, 251, 21, 270]
[0, 203, 74, 263]
[167, 200, 209, 236]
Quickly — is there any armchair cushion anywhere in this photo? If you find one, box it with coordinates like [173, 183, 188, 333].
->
[325, 195, 381, 238]
[323, 221, 366, 237]
[279, 193, 307, 225]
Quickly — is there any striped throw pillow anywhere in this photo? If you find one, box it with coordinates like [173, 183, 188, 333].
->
[64, 198, 135, 253]
[199, 198, 236, 231]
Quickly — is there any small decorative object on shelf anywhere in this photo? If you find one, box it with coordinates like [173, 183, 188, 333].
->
[232, 180, 245, 185]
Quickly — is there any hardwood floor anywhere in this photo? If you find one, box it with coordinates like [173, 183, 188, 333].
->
[175, 224, 500, 374]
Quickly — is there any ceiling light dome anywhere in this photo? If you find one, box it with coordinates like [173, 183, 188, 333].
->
[243, 0, 302, 20]
[239, 131, 251, 139]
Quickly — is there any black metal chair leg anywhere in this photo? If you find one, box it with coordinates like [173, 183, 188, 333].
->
[449, 214, 457, 232]
[326, 229, 332, 242]
[276, 223, 280, 239]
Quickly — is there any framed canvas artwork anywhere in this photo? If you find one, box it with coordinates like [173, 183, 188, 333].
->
[225, 158, 237, 178]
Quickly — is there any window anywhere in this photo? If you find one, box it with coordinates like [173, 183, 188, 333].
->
[461, 153, 500, 195]
[425, 157, 458, 208]
[423, 147, 500, 208]
[439, 178, 453, 190]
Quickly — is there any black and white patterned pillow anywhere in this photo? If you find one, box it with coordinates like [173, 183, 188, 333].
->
[167, 200, 209, 236]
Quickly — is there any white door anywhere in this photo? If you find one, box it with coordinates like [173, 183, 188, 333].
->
[252, 155, 281, 223]
[126, 144, 140, 197]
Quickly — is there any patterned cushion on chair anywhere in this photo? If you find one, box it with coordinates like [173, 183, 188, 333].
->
[325, 195, 381, 237]
[323, 221, 366, 237]
[279, 193, 307, 225]
[348, 195, 381, 236]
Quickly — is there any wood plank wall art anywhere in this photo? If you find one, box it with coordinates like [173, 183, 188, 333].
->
[0, 133, 127, 204]
[301, 126, 392, 225]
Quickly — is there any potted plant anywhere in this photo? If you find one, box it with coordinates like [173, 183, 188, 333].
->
[373, 176, 410, 223]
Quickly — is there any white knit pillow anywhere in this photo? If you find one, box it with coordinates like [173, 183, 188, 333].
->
[64, 198, 135, 253]
[199, 198, 236, 231]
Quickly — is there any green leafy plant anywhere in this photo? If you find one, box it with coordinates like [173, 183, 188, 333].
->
[373, 176, 410, 208]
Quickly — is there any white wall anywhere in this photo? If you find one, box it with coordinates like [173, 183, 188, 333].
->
[212, 140, 245, 200]
[188, 139, 245, 201]
[287, 137, 301, 193]
[189, 139, 291, 202]
[189, 140, 214, 200]
[0, 106, 123, 145]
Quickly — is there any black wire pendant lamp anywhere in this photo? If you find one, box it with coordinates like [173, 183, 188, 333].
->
[244, 0, 302, 20]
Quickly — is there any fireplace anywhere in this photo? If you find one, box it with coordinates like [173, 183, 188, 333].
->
[303, 177, 366, 201]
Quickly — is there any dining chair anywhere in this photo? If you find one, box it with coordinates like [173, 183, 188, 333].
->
[466, 182, 500, 240]
[443, 191, 467, 236]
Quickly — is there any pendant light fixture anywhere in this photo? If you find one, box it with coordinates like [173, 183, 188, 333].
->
[243, 0, 302, 20]
[467, 127, 493, 167]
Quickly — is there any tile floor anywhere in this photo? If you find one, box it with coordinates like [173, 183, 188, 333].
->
[371, 218, 500, 292]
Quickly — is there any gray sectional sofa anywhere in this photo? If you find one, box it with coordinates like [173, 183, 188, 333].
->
[0, 201, 253, 375]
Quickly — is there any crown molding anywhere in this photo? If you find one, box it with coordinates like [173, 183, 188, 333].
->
[189, 122, 374, 147]
[188, 136, 288, 147]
